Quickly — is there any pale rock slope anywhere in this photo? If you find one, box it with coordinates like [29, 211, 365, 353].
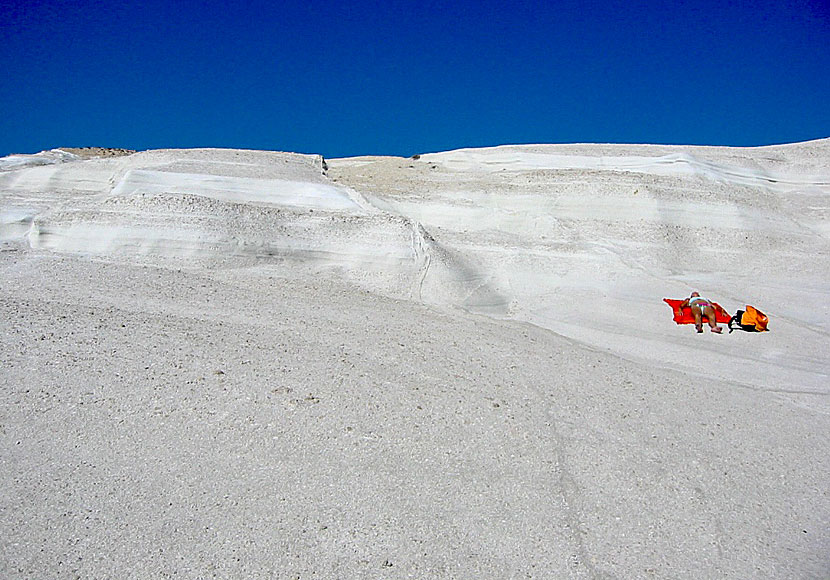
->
[0, 148, 428, 297]
[330, 141, 830, 406]
[1, 142, 829, 578]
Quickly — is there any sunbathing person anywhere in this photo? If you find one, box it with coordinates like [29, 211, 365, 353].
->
[676, 292, 723, 333]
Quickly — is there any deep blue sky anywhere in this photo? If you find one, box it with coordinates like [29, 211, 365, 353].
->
[1, 0, 828, 158]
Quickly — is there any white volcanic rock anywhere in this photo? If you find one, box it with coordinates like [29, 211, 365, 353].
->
[1, 142, 828, 578]
[330, 141, 830, 400]
[1, 148, 426, 298]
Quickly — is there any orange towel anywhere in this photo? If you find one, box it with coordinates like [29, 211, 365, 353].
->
[664, 298, 731, 324]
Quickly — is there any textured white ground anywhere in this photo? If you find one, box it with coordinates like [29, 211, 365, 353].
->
[1, 143, 828, 578]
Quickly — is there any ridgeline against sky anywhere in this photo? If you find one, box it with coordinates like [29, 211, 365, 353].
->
[1, 0, 828, 158]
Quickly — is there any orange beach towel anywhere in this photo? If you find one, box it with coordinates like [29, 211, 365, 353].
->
[664, 298, 731, 325]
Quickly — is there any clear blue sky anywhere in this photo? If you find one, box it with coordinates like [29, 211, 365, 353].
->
[1, 0, 828, 158]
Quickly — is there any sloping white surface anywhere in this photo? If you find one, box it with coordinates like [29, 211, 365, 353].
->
[332, 142, 830, 402]
[3, 143, 829, 398]
[1, 143, 829, 578]
[0, 148, 78, 171]
[420, 147, 830, 188]
[111, 169, 362, 210]
[0, 148, 422, 293]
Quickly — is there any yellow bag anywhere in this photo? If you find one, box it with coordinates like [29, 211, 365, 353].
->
[728, 305, 769, 333]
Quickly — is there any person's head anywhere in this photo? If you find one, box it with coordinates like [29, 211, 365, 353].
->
[691, 291, 700, 298]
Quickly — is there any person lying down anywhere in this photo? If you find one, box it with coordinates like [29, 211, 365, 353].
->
[676, 292, 723, 334]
